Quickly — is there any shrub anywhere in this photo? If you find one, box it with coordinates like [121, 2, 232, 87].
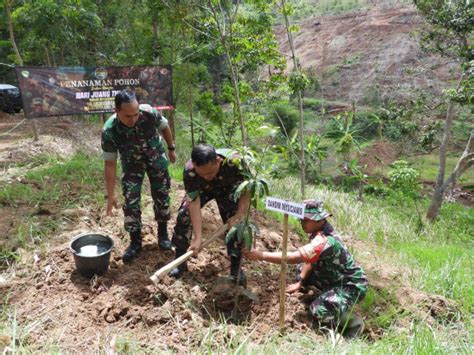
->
[388, 160, 420, 196]
[269, 101, 299, 136]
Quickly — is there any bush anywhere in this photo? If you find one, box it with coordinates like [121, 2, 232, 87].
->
[388, 160, 420, 196]
[269, 101, 299, 136]
[302, 98, 323, 112]
[353, 111, 382, 139]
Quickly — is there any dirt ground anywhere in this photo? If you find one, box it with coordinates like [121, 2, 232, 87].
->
[0, 113, 461, 352]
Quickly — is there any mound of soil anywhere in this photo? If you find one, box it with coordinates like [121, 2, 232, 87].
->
[359, 139, 399, 175]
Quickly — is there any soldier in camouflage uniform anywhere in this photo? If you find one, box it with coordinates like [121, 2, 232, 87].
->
[101, 90, 176, 262]
[170, 143, 249, 283]
[244, 200, 368, 338]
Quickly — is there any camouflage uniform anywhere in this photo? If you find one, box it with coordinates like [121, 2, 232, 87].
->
[297, 224, 368, 324]
[172, 149, 243, 256]
[101, 104, 171, 233]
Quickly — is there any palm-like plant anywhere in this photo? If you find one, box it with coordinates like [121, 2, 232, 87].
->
[325, 112, 364, 161]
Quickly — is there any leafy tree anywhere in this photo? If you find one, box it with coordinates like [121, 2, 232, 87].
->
[204, 0, 285, 146]
[414, 0, 474, 221]
[325, 112, 363, 162]
[12, 0, 103, 65]
[276, 0, 308, 199]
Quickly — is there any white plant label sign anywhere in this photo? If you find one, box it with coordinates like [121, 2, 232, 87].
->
[265, 196, 305, 219]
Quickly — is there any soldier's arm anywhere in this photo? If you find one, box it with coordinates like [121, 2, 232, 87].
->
[243, 249, 303, 264]
[101, 126, 119, 215]
[227, 191, 250, 226]
[299, 262, 313, 281]
[104, 160, 119, 215]
[161, 125, 176, 164]
[188, 197, 203, 252]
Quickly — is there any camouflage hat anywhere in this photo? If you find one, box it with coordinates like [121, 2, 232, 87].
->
[302, 199, 332, 221]
[32, 98, 43, 105]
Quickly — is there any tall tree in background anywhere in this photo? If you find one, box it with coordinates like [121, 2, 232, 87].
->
[204, 0, 285, 146]
[415, 0, 473, 221]
[4, 0, 39, 141]
[277, 0, 309, 199]
[12, 0, 103, 66]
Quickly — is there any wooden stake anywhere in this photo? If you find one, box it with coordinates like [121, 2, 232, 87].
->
[279, 213, 289, 332]
[31, 118, 39, 141]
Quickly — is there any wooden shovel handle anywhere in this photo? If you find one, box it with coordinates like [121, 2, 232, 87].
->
[149, 218, 239, 284]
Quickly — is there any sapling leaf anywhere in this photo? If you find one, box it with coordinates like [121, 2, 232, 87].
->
[249, 222, 260, 236]
[224, 225, 238, 244]
[243, 226, 253, 249]
[237, 223, 245, 243]
[234, 180, 250, 201]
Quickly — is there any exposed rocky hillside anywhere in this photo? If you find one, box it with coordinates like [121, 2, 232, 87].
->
[275, 5, 458, 104]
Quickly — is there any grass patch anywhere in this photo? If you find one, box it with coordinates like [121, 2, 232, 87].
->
[406, 153, 474, 184]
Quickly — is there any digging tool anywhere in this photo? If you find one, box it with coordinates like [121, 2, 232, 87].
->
[150, 217, 241, 284]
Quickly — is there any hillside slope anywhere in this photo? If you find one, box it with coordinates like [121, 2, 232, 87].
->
[275, 5, 458, 103]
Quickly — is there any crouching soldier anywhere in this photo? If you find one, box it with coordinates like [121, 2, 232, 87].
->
[170, 144, 249, 284]
[244, 200, 367, 338]
[101, 90, 176, 262]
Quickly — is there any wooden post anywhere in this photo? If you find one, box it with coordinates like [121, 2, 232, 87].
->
[279, 213, 289, 332]
[266, 197, 305, 332]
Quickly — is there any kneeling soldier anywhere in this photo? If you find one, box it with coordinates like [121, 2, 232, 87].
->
[244, 200, 368, 338]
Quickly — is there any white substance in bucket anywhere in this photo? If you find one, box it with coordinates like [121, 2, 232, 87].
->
[79, 245, 99, 256]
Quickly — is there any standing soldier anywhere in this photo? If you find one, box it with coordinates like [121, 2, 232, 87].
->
[244, 200, 368, 338]
[101, 90, 176, 262]
[170, 144, 249, 284]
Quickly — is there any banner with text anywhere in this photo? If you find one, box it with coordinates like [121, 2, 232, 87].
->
[15, 65, 173, 118]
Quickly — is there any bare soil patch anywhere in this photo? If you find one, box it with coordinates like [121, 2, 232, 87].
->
[359, 139, 399, 175]
[275, 6, 458, 104]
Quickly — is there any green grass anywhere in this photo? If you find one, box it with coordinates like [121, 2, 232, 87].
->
[407, 153, 474, 184]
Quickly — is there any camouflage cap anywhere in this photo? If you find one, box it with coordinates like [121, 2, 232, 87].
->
[303, 199, 332, 221]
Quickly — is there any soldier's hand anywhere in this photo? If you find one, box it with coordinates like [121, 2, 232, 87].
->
[243, 249, 262, 261]
[106, 195, 119, 215]
[189, 238, 202, 254]
[286, 281, 302, 294]
[168, 150, 176, 164]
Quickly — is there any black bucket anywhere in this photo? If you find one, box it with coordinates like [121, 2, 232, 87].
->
[70, 233, 114, 278]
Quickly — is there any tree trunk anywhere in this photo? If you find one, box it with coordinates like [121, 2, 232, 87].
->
[442, 130, 474, 191]
[208, 0, 247, 146]
[5, 0, 22, 66]
[426, 75, 464, 221]
[152, 19, 160, 63]
[281, 0, 305, 199]
[426, 101, 455, 221]
[5, 0, 39, 142]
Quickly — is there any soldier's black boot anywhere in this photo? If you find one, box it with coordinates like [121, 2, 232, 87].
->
[157, 222, 172, 250]
[230, 255, 247, 287]
[338, 312, 365, 339]
[122, 230, 142, 262]
[169, 248, 188, 279]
